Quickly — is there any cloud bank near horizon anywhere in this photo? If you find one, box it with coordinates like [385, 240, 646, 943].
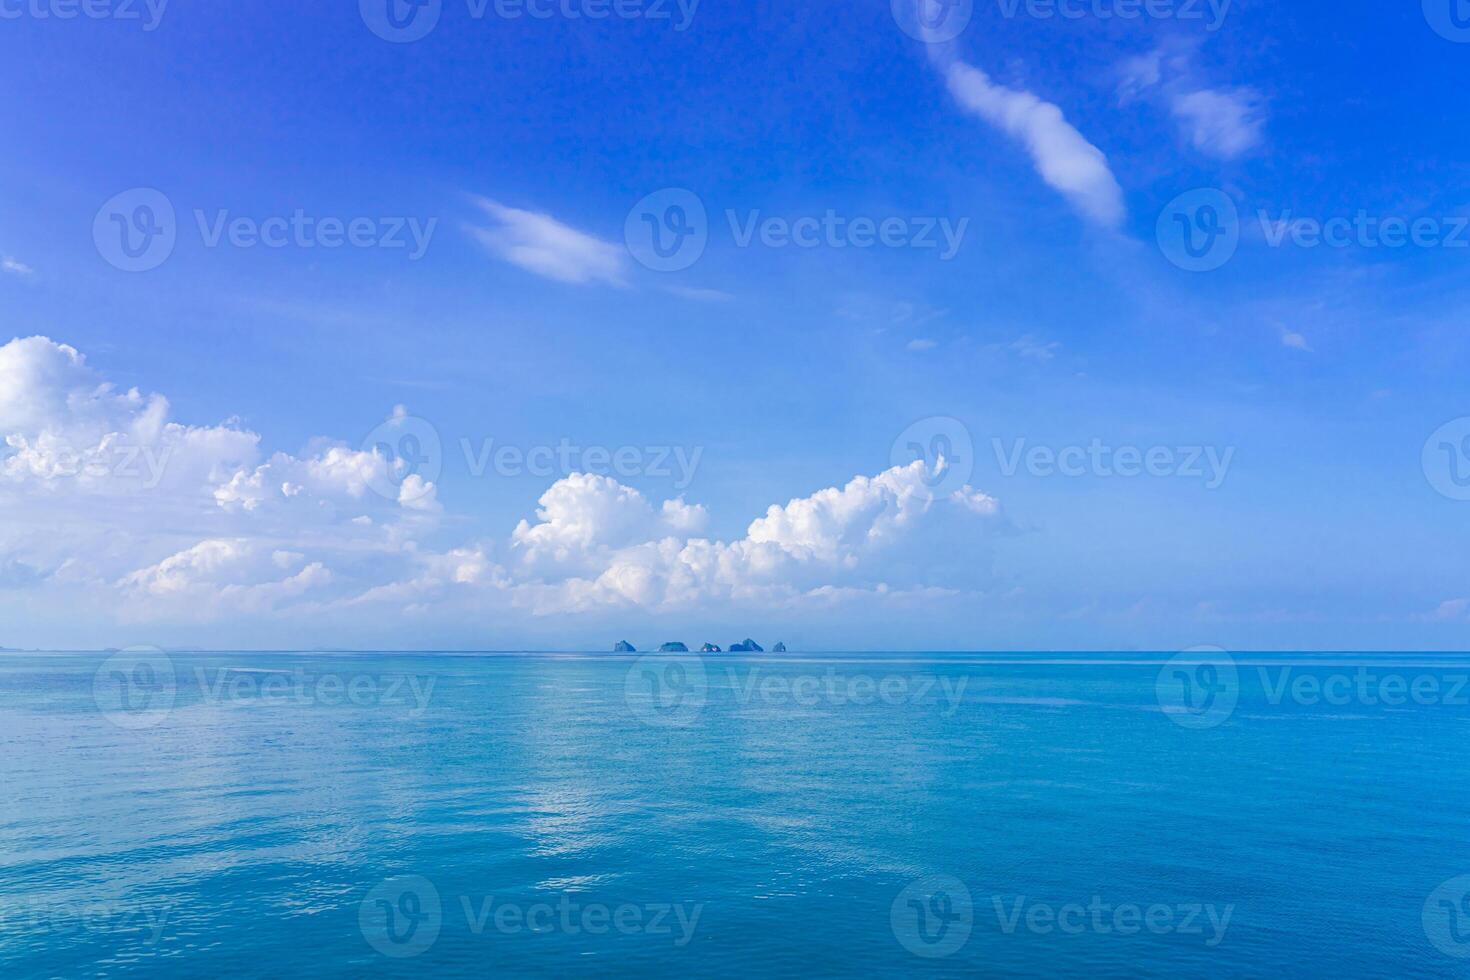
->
[0, 336, 1003, 640]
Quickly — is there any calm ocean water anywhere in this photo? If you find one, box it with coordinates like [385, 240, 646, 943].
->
[1, 650, 1468, 977]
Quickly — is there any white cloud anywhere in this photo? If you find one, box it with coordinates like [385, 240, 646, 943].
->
[1433, 598, 1470, 621]
[1280, 331, 1311, 351]
[0, 336, 1002, 633]
[937, 58, 1125, 228]
[1009, 334, 1059, 361]
[0, 336, 441, 621]
[1117, 51, 1164, 104]
[466, 197, 628, 286]
[503, 459, 1000, 615]
[2, 257, 33, 278]
[907, 338, 938, 352]
[1170, 87, 1265, 159]
[663, 285, 735, 302]
[121, 538, 330, 609]
[1118, 47, 1266, 160]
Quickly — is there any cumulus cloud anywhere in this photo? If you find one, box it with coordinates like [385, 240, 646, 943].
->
[119, 539, 332, 618]
[466, 197, 628, 286]
[503, 460, 1000, 615]
[0, 336, 441, 620]
[933, 54, 1125, 228]
[0, 336, 1003, 633]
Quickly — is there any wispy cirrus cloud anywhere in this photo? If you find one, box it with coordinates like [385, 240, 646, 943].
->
[662, 284, 734, 303]
[2, 257, 34, 278]
[928, 50, 1126, 228]
[1118, 47, 1266, 160]
[466, 197, 628, 286]
[1170, 87, 1266, 159]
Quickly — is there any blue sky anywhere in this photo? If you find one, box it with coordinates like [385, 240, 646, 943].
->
[1, 0, 1469, 650]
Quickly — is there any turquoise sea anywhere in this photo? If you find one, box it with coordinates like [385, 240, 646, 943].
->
[2, 650, 1468, 977]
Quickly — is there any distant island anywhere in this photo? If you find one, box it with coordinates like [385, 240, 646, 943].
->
[610, 638, 788, 654]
